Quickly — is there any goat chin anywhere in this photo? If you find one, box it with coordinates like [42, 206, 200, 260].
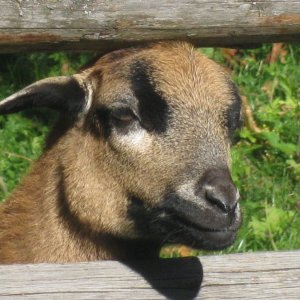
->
[0, 41, 243, 263]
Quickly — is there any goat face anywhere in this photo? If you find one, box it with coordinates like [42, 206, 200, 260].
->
[0, 42, 242, 252]
[89, 43, 242, 250]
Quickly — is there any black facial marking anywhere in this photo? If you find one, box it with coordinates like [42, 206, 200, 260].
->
[130, 60, 169, 134]
[92, 105, 112, 139]
[225, 81, 243, 141]
[127, 194, 171, 238]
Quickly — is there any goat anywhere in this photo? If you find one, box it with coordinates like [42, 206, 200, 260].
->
[0, 42, 242, 263]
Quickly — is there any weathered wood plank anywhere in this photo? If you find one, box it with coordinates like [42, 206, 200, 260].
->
[0, 251, 299, 299]
[0, 0, 299, 52]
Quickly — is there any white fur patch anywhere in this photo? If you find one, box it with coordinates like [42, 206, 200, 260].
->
[176, 181, 200, 204]
[115, 129, 152, 151]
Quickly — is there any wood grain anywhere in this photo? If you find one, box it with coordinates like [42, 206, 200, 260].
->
[0, 251, 299, 299]
[0, 0, 299, 52]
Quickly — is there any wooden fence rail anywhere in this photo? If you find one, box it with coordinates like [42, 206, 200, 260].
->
[1, 251, 299, 299]
[0, 0, 299, 53]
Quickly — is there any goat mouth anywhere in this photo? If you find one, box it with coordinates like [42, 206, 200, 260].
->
[163, 212, 240, 250]
[170, 212, 238, 233]
[128, 195, 241, 250]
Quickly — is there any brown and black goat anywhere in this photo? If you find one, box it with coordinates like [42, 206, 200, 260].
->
[0, 42, 242, 263]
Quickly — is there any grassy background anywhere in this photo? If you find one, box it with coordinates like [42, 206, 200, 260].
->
[0, 45, 299, 256]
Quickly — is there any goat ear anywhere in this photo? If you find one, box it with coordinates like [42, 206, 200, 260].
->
[0, 76, 92, 116]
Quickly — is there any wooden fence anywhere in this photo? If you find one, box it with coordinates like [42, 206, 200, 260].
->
[0, 0, 299, 53]
[1, 251, 300, 299]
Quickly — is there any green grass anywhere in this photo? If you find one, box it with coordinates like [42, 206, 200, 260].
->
[230, 45, 300, 253]
[0, 45, 299, 255]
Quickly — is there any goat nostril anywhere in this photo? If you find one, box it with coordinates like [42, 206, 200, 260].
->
[204, 186, 237, 214]
[205, 187, 228, 213]
[197, 168, 239, 214]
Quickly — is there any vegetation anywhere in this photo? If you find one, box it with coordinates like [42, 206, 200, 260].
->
[0, 53, 91, 200]
[0, 45, 299, 257]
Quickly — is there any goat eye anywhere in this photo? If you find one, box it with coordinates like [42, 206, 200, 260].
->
[110, 108, 138, 127]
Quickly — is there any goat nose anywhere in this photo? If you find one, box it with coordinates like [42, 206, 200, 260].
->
[197, 168, 239, 214]
[204, 184, 239, 214]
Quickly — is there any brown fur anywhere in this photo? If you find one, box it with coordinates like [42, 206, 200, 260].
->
[0, 42, 242, 263]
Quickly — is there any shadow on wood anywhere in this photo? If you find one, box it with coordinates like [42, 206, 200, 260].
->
[121, 257, 203, 299]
